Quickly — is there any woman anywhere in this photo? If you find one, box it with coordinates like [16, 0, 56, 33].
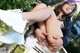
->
[0, 3, 56, 45]
[35, 2, 77, 52]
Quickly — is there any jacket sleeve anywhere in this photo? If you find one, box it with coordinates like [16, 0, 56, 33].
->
[63, 20, 72, 47]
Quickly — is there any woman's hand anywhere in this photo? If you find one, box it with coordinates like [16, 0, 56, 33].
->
[34, 28, 47, 46]
[47, 37, 63, 52]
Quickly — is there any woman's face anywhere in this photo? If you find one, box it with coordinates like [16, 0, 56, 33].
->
[62, 3, 75, 14]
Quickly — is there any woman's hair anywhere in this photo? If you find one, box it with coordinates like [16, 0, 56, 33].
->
[54, 2, 77, 19]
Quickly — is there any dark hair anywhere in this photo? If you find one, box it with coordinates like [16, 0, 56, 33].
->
[54, 2, 69, 16]
[54, 2, 77, 20]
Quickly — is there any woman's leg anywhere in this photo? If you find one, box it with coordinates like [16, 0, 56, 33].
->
[21, 4, 53, 22]
[27, 3, 48, 26]
[46, 12, 63, 39]
[45, 13, 63, 51]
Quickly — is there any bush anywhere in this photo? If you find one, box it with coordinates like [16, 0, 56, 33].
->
[0, 0, 41, 11]
[40, 0, 63, 5]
